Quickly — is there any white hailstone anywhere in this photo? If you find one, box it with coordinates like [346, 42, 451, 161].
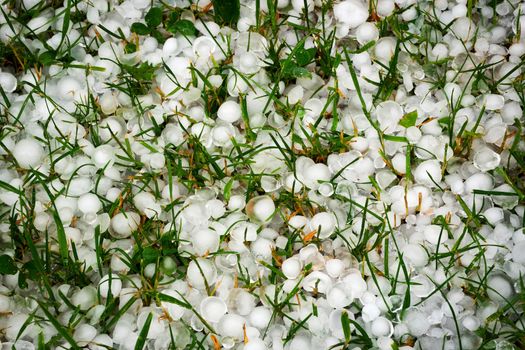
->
[144, 263, 156, 279]
[98, 274, 122, 298]
[484, 207, 504, 225]
[371, 317, 394, 338]
[325, 259, 345, 278]
[217, 314, 246, 339]
[100, 92, 119, 115]
[163, 37, 179, 57]
[233, 289, 256, 315]
[423, 225, 443, 245]
[376, 101, 403, 133]
[310, 212, 336, 239]
[110, 212, 141, 238]
[92, 145, 115, 169]
[193, 36, 216, 57]
[228, 195, 246, 211]
[137, 310, 165, 339]
[238, 52, 260, 74]
[333, 0, 368, 28]
[72, 286, 97, 310]
[486, 273, 515, 303]
[484, 94, 505, 111]
[12, 138, 44, 169]
[512, 241, 525, 264]
[411, 275, 432, 298]
[192, 228, 220, 255]
[91, 334, 113, 350]
[161, 290, 186, 320]
[133, 192, 161, 218]
[462, 315, 480, 331]
[464, 173, 493, 193]
[98, 117, 126, 142]
[58, 76, 83, 101]
[5, 313, 29, 340]
[473, 147, 500, 172]
[284, 173, 303, 193]
[200, 296, 227, 323]
[305, 163, 331, 189]
[327, 283, 352, 308]
[73, 324, 97, 346]
[0, 294, 11, 313]
[376, 0, 395, 17]
[77, 193, 102, 214]
[342, 271, 367, 299]
[186, 258, 217, 289]
[243, 338, 267, 350]
[404, 309, 430, 337]
[302, 271, 332, 294]
[246, 195, 275, 224]
[414, 160, 442, 187]
[217, 100, 242, 123]
[402, 244, 428, 267]
[374, 37, 397, 63]
[249, 307, 272, 329]
[282, 257, 302, 280]
[288, 215, 308, 230]
[362, 303, 381, 322]
[0, 72, 17, 92]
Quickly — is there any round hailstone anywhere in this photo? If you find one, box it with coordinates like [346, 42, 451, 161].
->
[239, 52, 260, 74]
[12, 138, 44, 169]
[423, 224, 443, 245]
[110, 212, 141, 238]
[302, 271, 333, 294]
[92, 145, 115, 169]
[161, 290, 186, 320]
[0, 294, 11, 313]
[200, 296, 227, 323]
[484, 94, 505, 110]
[512, 241, 525, 264]
[281, 257, 302, 280]
[404, 309, 430, 337]
[0, 72, 17, 92]
[402, 244, 428, 267]
[462, 315, 480, 331]
[246, 195, 275, 224]
[327, 283, 352, 308]
[77, 193, 102, 214]
[249, 307, 272, 329]
[486, 272, 515, 303]
[193, 36, 217, 57]
[414, 160, 442, 187]
[473, 148, 501, 172]
[411, 275, 432, 298]
[217, 100, 242, 123]
[464, 173, 493, 193]
[370, 317, 394, 338]
[375, 101, 404, 133]
[310, 212, 336, 239]
[217, 314, 246, 339]
[305, 163, 331, 189]
[192, 228, 220, 256]
[356, 22, 379, 45]
[186, 258, 217, 289]
[73, 324, 97, 346]
[244, 338, 267, 350]
[333, 0, 368, 28]
[98, 274, 122, 299]
[72, 286, 97, 311]
[325, 259, 345, 278]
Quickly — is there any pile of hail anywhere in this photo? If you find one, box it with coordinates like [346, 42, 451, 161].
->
[0, 0, 525, 349]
